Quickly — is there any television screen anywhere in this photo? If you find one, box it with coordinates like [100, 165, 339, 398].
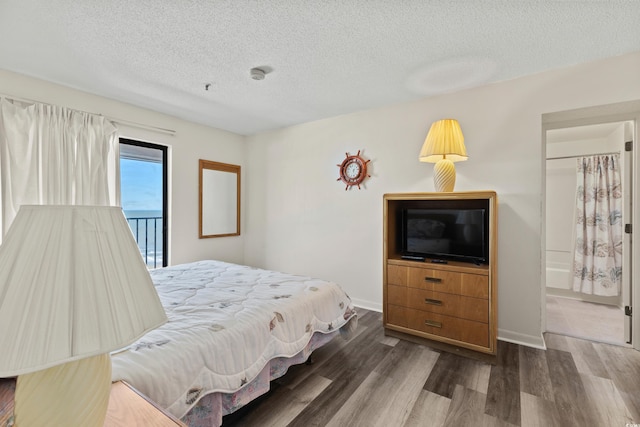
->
[403, 208, 487, 263]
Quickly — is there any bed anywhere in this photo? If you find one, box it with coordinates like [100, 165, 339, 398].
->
[110, 260, 358, 426]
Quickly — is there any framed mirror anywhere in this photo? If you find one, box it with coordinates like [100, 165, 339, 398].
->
[199, 159, 240, 238]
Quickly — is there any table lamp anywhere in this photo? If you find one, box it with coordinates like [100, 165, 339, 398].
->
[0, 205, 167, 427]
[419, 119, 468, 192]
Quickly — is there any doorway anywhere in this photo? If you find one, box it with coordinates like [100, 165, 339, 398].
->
[119, 138, 168, 269]
[544, 121, 632, 346]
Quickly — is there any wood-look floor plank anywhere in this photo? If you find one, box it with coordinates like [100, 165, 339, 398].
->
[443, 384, 486, 427]
[519, 346, 554, 401]
[545, 348, 597, 426]
[404, 390, 451, 427]
[325, 340, 439, 427]
[356, 308, 383, 329]
[373, 339, 438, 380]
[593, 343, 640, 421]
[223, 309, 383, 427]
[519, 392, 563, 427]
[564, 336, 610, 379]
[285, 341, 392, 425]
[579, 373, 634, 426]
[220, 309, 639, 427]
[380, 335, 401, 347]
[230, 374, 332, 427]
[542, 333, 571, 352]
[485, 341, 521, 425]
[444, 384, 517, 427]
[274, 340, 343, 391]
[424, 350, 491, 398]
[312, 317, 388, 382]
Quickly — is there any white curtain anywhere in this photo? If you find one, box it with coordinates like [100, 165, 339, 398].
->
[0, 98, 120, 241]
[572, 154, 623, 296]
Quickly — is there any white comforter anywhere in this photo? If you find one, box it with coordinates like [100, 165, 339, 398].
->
[111, 260, 357, 418]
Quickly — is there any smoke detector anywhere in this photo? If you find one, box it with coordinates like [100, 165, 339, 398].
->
[250, 68, 266, 81]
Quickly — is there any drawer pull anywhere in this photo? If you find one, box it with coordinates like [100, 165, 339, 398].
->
[425, 319, 442, 328]
[424, 298, 442, 306]
[424, 277, 442, 283]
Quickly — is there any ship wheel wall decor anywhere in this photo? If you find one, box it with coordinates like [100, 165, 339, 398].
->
[337, 150, 371, 190]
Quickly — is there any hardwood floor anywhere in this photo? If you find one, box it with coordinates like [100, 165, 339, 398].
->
[222, 308, 640, 427]
[546, 295, 626, 345]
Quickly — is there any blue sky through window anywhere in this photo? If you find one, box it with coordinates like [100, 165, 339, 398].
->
[120, 158, 163, 214]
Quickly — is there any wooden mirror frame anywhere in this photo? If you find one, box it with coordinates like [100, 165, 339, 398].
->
[199, 159, 241, 238]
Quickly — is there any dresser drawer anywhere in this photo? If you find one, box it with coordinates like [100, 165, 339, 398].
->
[388, 264, 488, 299]
[411, 288, 487, 323]
[387, 285, 488, 323]
[387, 304, 489, 348]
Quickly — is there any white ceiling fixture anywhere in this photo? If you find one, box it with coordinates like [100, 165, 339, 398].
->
[0, 1, 639, 136]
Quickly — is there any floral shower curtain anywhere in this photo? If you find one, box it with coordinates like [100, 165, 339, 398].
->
[572, 154, 623, 296]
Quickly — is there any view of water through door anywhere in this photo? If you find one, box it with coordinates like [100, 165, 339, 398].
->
[120, 139, 168, 268]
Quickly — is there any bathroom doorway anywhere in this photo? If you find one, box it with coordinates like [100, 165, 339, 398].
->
[544, 121, 633, 346]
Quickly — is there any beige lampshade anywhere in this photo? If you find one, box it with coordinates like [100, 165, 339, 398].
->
[419, 119, 468, 163]
[0, 205, 167, 377]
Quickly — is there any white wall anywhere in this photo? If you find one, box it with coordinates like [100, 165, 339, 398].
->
[244, 52, 640, 348]
[2, 52, 639, 349]
[545, 156, 576, 289]
[0, 69, 246, 266]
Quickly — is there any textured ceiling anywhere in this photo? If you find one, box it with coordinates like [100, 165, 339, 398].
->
[1, 1, 639, 135]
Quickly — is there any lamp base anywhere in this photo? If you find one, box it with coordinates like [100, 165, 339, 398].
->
[14, 354, 112, 427]
[433, 158, 457, 192]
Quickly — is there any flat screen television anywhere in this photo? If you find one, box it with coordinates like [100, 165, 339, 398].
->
[400, 201, 489, 264]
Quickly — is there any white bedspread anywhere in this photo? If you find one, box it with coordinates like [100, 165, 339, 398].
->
[111, 260, 357, 418]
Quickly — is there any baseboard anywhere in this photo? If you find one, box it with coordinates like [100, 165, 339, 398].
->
[351, 298, 382, 312]
[498, 328, 546, 350]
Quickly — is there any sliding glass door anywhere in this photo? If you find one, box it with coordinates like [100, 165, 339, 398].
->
[119, 139, 168, 268]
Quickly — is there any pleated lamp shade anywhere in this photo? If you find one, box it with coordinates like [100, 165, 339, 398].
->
[0, 205, 167, 377]
[419, 119, 468, 192]
[419, 119, 468, 163]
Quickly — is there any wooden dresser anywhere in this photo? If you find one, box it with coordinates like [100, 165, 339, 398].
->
[383, 191, 498, 355]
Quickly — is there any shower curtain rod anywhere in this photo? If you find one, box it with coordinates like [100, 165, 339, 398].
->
[0, 93, 176, 136]
[546, 151, 620, 161]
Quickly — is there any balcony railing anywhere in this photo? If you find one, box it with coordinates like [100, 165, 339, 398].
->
[126, 216, 163, 269]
